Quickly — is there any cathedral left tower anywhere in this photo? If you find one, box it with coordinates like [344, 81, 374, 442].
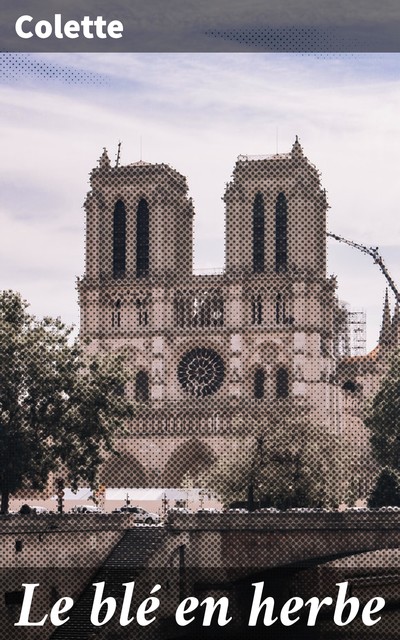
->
[79, 148, 194, 344]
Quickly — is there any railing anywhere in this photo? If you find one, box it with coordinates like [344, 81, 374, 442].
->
[192, 267, 225, 276]
[237, 153, 291, 161]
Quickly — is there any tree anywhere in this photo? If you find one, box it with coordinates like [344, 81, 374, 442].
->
[365, 356, 400, 471]
[367, 468, 400, 508]
[0, 291, 133, 513]
[201, 409, 355, 509]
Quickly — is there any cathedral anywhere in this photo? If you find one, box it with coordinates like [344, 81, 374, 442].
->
[77, 138, 380, 489]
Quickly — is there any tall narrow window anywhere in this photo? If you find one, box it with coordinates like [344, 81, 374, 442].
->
[211, 291, 224, 327]
[252, 192, 265, 273]
[135, 371, 149, 402]
[254, 368, 265, 399]
[113, 200, 126, 278]
[276, 292, 285, 324]
[139, 309, 148, 326]
[136, 198, 149, 278]
[276, 292, 293, 325]
[276, 367, 289, 398]
[275, 192, 287, 273]
[252, 294, 262, 325]
[175, 293, 185, 328]
[202, 291, 223, 327]
[112, 299, 121, 328]
[136, 299, 148, 326]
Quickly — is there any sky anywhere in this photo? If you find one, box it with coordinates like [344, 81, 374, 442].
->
[0, 52, 400, 350]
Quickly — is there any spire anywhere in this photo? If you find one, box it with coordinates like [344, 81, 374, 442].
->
[291, 135, 303, 160]
[98, 147, 111, 169]
[115, 141, 122, 167]
[379, 289, 393, 349]
[392, 301, 400, 348]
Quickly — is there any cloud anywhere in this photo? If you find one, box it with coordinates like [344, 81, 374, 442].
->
[1, 52, 400, 348]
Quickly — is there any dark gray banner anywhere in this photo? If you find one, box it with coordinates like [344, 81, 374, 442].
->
[1, 0, 400, 52]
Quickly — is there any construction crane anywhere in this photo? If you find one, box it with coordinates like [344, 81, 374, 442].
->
[327, 232, 400, 305]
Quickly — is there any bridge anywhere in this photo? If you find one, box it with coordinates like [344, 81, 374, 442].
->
[3, 511, 400, 639]
[160, 510, 400, 572]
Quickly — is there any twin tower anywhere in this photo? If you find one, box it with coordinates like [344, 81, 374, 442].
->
[78, 139, 338, 488]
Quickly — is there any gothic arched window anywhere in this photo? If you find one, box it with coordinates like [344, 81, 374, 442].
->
[112, 299, 121, 328]
[276, 292, 285, 324]
[251, 293, 263, 325]
[136, 198, 149, 278]
[254, 368, 265, 399]
[210, 291, 224, 327]
[276, 367, 289, 398]
[135, 298, 148, 326]
[252, 192, 265, 273]
[275, 192, 287, 273]
[174, 293, 185, 328]
[135, 371, 149, 402]
[276, 292, 294, 325]
[113, 200, 126, 278]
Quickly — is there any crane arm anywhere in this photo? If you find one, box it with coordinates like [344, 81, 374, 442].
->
[327, 231, 400, 304]
[372, 255, 400, 305]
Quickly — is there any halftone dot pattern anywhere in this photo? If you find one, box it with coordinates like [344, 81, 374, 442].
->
[205, 28, 355, 52]
[0, 53, 106, 84]
[2, 139, 400, 639]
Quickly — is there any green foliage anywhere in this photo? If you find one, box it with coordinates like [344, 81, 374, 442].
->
[19, 504, 31, 515]
[0, 290, 133, 513]
[202, 410, 355, 509]
[365, 356, 400, 470]
[368, 468, 400, 508]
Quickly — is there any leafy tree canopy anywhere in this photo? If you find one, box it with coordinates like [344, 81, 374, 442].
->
[367, 468, 400, 508]
[201, 408, 357, 510]
[365, 356, 400, 471]
[0, 291, 133, 513]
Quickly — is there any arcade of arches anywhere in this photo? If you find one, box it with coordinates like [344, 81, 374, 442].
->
[102, 439, 217, 488]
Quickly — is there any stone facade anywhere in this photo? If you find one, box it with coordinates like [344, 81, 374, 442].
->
[78, 139, 349, 488]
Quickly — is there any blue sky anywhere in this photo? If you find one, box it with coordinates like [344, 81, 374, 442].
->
[1, 52, 400, 349]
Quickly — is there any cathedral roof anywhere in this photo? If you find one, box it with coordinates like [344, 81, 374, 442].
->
[236, 136, 305, 164]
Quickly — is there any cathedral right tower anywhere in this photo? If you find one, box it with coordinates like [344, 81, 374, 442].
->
[223, 137, 338, 428]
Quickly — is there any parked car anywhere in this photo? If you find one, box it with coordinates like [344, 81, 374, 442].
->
[197, 507, 220, 514]
[19, 505, 49, 514]
[31, 506, 49, 514]
[71, 505, 103, 514]
[167, 507, 192, 515]
[112, 506, 160, 524]
[286, 507, 327, 513]
[256, 507, 280, 513]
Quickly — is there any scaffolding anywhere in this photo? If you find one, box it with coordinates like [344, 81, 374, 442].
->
[347, 310, 367, 357]
[336, 302, 367, 357]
